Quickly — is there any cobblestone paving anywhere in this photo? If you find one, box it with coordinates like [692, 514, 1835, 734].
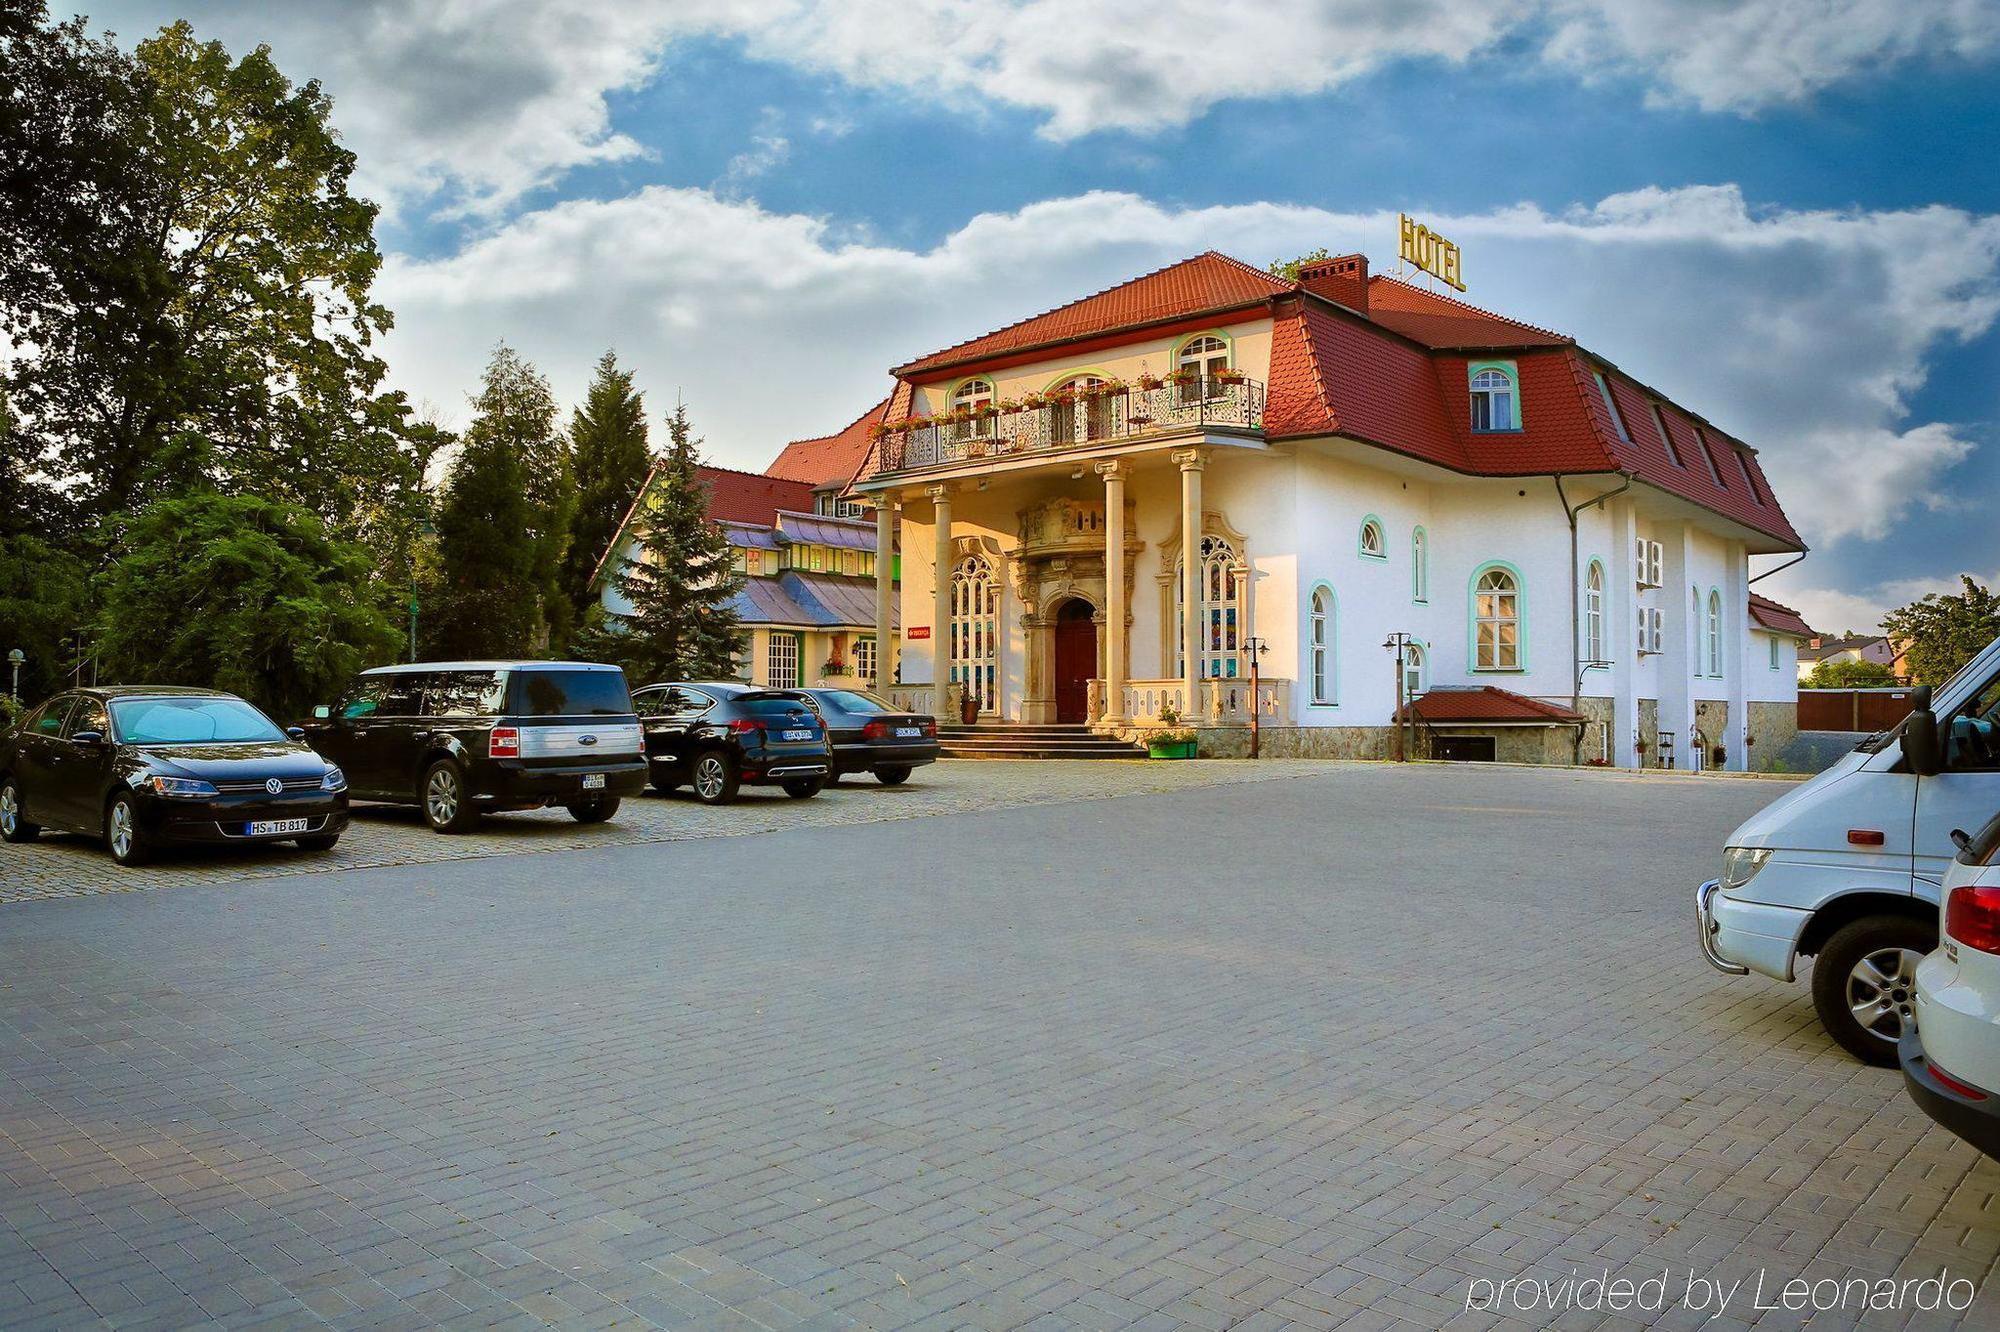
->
[0, 760, 1330, 906]
[2, 763, 1996, 1330]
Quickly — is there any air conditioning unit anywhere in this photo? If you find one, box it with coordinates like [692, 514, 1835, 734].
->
[1637, 606, 1664, 655]
[1635, 537, 1664, 589]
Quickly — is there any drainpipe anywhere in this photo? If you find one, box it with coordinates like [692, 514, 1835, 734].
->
[1556, 472, 1636, 764]
[1748, 550, 1808, 584]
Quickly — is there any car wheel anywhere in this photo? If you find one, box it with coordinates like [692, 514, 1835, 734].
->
[422, 760, 480, 833]
[295, 833, 341, 852]
[782, 778, 824, 799]
[690, 751, 739, 805]
[1811, 914, 1934, 1066]
[0, 778, 39, 842]
[875, 766, 913, 787]
[567, 796, 620, 823]
[105, 793, 151, 866]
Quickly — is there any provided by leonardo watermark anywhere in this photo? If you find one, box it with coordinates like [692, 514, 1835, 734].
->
[1465, 1267, 1977, 1319]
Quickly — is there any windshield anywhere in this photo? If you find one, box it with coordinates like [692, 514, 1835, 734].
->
[507, 670, 633, 717]
[816, 690, 891, 714]
[111, 696, 287, 745]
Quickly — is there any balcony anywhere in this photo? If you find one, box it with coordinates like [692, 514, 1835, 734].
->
[874, 376, 1265, 475]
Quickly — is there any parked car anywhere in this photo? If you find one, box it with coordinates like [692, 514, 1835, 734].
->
[0, 687, 349, 867]
[631, 682, 829, 804]
[797, 688, 938, 784]
[1903, 808, 2000, 1159]
[1697, 632, 2000, 1063]
[302, 661, 644, 833]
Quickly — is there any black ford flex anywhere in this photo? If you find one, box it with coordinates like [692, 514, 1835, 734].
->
[303, 662, 646, 832]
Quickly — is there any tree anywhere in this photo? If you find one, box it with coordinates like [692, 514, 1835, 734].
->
[1883, 577, 2000, 687]
[93, 493, 398, 717]
[560, 351, 653, 634]
[0, 8, 423, 528]
[1267, 248, 1334, 281]
[592, 404, 742, 681]
[0, 533, 92, 704]
[1804, 657, 1898, 689]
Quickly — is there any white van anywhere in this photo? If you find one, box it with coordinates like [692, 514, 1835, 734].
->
[1696, 633, 2000, 1064]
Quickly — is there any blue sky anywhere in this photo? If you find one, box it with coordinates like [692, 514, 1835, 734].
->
[77, 1, 2000, 632]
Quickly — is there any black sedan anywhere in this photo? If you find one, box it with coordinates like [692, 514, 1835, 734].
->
[632, 682, 831, 804]
[0, 687, 349, 866]
[798, 689, 938, 784]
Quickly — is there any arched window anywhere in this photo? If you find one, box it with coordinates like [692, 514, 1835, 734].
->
[1470, 368, 1516, 432]
[1584, 561, 1605, 665]
[1177, 335, 1229, 403]
[950, 553, 998, 713]
[1050, 373, 1108, 443]
[1473, 565, 1521, 670]
[1359, 517, 1385, 559]
[1411, 527, 1428, 602]
[1175, 533, 1241, 679]
[1402, 643, 1426, 699]
[1706, 589, 1723, 677]
[951, 377, 994, 440]
[1310, 586, 1334, 704]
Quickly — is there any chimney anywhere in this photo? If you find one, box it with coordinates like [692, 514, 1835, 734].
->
[1295, 253, 1369, 314]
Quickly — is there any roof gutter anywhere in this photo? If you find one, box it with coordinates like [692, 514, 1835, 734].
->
[1748, 550, 1808, 585]
[1556, 471, 1636, 764]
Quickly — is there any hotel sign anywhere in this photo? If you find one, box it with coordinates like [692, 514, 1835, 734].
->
[907, 626, 931, 640]
[1399, 213, 1466, 292]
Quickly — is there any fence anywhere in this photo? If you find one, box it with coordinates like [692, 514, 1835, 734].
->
[1797, 688, 1918, 732]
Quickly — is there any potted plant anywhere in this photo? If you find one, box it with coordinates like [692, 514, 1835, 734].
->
[1712, 744, 1727, 766]
[1136, 370, 1163, 391]
[1216, 366, 1246, 386]
[820, 659, 846, 678]
[960, 692, 979, 725]
[1148, 725, 1198, 759]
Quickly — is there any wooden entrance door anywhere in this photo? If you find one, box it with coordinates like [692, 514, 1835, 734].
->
[1053, 600, 1097, 724]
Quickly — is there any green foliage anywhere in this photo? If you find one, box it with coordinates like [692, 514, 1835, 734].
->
[1882, 577, 2000, 687]
[594, 404, 743, 683]
[94, 493, 398, 716]
[1804, 657, 1899, 688]
[560, 350, 653, 634]
[1267, 248, 1334, 281]
[0, 533, 92, 704]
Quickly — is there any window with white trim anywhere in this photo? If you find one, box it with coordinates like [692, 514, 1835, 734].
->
[1584, 561, 1605, 665]
[1412, 527, 1428, 602]
[767, 633, 800, 689]
[1473, 566, 1521, 670]
[1310, 586, 1333, 704]
[1594, 370, 1630, 441]
[1050, 374, 1109, 442]
[1402, 643, 1426, 699]
[1176, 335, 1228, 403]
[1649, 402, 1684, 468]
[1470, 368, 1517, 431]
[951, 378, 995, 440]
[1359, 518, 1385, 558]
[950, 553, 998, 713]
[1175, 534, 1242, 679]
[1768, 635, 1781, 671]
[853, 634, 876, 684]
[1706, 589, 1723, 676]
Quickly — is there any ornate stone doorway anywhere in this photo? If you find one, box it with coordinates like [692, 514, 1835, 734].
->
[1052, 599, 1097, 724]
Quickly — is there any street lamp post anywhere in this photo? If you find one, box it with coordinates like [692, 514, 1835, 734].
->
[1243, 636, 1269, 759]
[6, 648, 23, 704]
[1382, 633, 1416, 761]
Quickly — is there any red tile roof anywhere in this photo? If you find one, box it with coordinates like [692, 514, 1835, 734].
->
[1363, 276, 1570, 349]
[766, 396, 890, 487]
[893, 251, 1292, 377]
[589, 463, 817, 591]
[1749, 592, 1812, 638]
[1398, 686, 1584, 725]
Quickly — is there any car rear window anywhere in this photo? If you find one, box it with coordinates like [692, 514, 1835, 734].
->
[507, 670, 633, 717]
[816, 690, 890, 713]
[738, 696, 816, 718]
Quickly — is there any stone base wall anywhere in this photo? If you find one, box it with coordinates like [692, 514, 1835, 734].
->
[1576, 696, 1614, 765]
[1748, 700, 1800, 772]
[1183, 726, 1395, 760]
[1637, 698, 1659, 767]
[1695, 700, 1729, 769]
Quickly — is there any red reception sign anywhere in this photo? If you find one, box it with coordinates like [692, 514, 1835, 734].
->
[907, 626, 931, 640]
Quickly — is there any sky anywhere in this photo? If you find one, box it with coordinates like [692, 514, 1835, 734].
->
[71, 0, 2000, 635]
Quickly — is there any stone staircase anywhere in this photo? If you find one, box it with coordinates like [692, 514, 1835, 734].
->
[936, 722, 1147, 760]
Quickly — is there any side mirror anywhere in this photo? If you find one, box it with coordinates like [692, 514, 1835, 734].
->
[1902, 686, 1943, 777]
[69, 730, 105, 747]
[286, 726, 306, 740]
[312, 705, 331, 719]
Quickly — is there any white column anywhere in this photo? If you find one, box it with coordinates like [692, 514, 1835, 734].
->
[874, 499, 895, 695]
[1725, 538, 1749, 771]
[1658, 521, 1694, 768]
[1174, 449, 1205, 718]
[1097, 460, 1128, 725]
[1608, 498, 1639, 767]
[928, 484, 953, 713]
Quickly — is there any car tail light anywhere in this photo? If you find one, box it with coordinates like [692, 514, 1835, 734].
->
[1945, 884, 2000, 955]
[1930, 1060, 1991, 1101]
[861, 720, 888, 740]
[920, 720, 937, 738]
[489, 726, 519, 758]
[728, 718, 763, 736]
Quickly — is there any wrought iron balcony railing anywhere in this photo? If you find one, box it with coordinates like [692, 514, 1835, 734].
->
[876, 377, 1265, 473]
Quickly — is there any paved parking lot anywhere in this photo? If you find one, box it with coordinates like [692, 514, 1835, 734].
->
[3, 762, 1996, 1329]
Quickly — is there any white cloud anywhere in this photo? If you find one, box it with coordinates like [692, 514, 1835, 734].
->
[377, 184, 2000, 565]
[1768, 569, 2000, 638]
[74, 1, 2000, 210]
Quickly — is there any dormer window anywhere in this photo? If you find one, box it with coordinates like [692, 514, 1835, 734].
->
[1176, 335, 1229, 404]
[1469, 366, 1517, 432]
[951, 377, 995, 440]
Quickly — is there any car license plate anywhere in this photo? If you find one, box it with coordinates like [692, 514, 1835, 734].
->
[782, 729, 813, 741]
[581, 773, 606, 790]
[895, 727, 921, 738]
[247, 818, 309, 836]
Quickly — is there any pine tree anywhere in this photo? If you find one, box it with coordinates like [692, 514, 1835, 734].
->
[598, 402, 743, 682]
[425, 344, 568, 656]
[560, 350, 652, 632]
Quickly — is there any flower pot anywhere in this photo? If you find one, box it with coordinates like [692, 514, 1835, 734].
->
[1147, 739, 1197, 759]
[960, 695, 979, 725]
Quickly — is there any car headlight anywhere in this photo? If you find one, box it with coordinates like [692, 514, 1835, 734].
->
[147, 775, 218, 799]
[321, 766, 347, 792]
[1721, 846, 1771, 891]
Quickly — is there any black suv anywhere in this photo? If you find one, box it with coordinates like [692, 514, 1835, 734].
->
[303, 662, 646, 832]
[633, 682, 830, 804]
[1, 687, 349, 866]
